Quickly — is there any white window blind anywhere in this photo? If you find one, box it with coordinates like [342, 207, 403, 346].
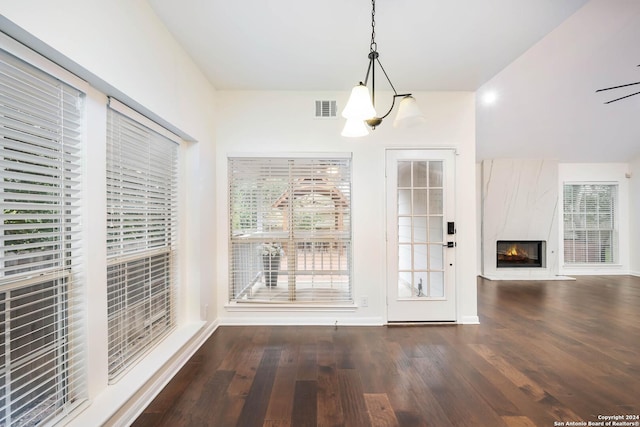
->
[106, 106, 178, 382]
[229, 157, 352, 303]
[1, 49, 86, 426]
[563, 183, 617, 264]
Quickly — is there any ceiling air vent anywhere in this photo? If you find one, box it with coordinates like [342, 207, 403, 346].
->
[315, 100, 337, 119]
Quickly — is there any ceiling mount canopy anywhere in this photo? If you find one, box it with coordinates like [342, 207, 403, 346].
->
[341, 0, 425, 137]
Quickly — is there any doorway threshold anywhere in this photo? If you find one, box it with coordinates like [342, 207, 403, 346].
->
[386, 321, 457, 326]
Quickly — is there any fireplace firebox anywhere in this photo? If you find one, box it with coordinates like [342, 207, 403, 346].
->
[496, 240, 544, 268]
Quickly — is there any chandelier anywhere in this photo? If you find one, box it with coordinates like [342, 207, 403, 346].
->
[341, 0, 425, 137]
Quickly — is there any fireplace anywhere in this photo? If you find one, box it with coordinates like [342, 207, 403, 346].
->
[496, 240, 544, 268]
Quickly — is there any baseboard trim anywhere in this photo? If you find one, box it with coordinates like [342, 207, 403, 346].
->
[480, 274, 575, 281]
[218, 316, 385, 326]
[461, 315, 480, 324]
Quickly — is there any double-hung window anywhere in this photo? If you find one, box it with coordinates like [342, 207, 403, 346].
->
[563, 183, 617, 264]
[229, 157, 352, 304]
[1, 48, 86, 426]
[106, 103, 178, 381]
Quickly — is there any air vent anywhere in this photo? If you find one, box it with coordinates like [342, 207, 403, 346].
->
[315, 100, 337, 118]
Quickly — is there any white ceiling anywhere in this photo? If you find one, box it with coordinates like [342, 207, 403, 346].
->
[148, 0, 640, 162]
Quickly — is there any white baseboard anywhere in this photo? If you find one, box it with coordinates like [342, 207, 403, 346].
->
[219, 316, 385, 326]
[631, 271, 640, 277]
[460, 315, 480, 324]
[480, 274, 575, 281]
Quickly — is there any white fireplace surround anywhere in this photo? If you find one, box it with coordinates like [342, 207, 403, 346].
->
[480, 159, 570, 280]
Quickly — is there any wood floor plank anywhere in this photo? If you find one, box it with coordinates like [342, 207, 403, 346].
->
[227, 344, 265, 397]
[296, 342, 318, 381]
[469, 343, 547, 401]
[502, 415, 538, 427]
[265, 362, 297, 422]
[382, 341, 449, 427]
[416, 344, 508, 427]
[291, 380, 318, 427]
[190, 370, 236, 425]
[236, 348, 282, 427]
[140, 358, 202, 415]
[132, 276, 640, 427]
[337, 369, 370, 427]
[316, 341, 345, 427]
[364, 393, 400, 427]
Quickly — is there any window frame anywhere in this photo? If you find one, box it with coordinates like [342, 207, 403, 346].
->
[1, 44, 87, 426]
[228, 156, 353, 305]
[562, 182, 618, 265]
[105, 102, 180, 382]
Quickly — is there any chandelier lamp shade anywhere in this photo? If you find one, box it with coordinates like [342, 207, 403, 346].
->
[341, 0, 425, 137]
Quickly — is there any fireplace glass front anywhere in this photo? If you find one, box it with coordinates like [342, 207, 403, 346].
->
[496, 240, 544, 268]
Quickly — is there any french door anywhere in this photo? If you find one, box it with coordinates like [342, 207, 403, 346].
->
[386, 149, 456, 322]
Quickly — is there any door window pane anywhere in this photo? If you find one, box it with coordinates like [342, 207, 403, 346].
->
[398, 217, 412, 243]
[429, 245, 444, 270]
[398, 245, 412, 270]
[428, 161, 443, 187]
[398, 161, 411, 187]
[414, 245, 428, 270]
[413, 161, 427, 187]
[398, 190, 411, 215]
[413, 190, 428, 215]
[429, 216, 443, 242]
[430, 272, 444, 297]
[413, 217, 427, 243]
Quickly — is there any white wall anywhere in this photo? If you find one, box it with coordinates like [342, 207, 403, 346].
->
[476, 0, 640, 163]
[558, 163, 631, 275]
[215, 90, 479, 325]
[0, 1, 218, 425]
[627, 157, 639, 276]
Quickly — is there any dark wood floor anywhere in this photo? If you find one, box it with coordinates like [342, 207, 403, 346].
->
[133, 276, 640, 426]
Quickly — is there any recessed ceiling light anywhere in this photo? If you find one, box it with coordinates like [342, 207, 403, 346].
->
[482, 91, 498, 105]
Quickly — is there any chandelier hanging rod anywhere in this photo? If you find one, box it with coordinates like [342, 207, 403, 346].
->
[362, 51, 412, 123]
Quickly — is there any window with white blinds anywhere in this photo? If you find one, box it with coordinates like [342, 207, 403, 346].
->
[563, 183, 617, 264]
[1, 49, 86, 426]
[106, 106, 178, 381]
[229, 157, 352, 304]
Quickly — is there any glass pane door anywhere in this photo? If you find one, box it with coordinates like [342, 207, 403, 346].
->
[386, 149, 456, 323]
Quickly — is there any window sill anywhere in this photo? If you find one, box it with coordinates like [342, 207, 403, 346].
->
[66, 321, 207, 427]
[563, 263, 622, 268]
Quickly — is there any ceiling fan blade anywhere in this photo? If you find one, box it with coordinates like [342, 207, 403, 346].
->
[596, 81, 640, 92]
[604, 90, 640, 104]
